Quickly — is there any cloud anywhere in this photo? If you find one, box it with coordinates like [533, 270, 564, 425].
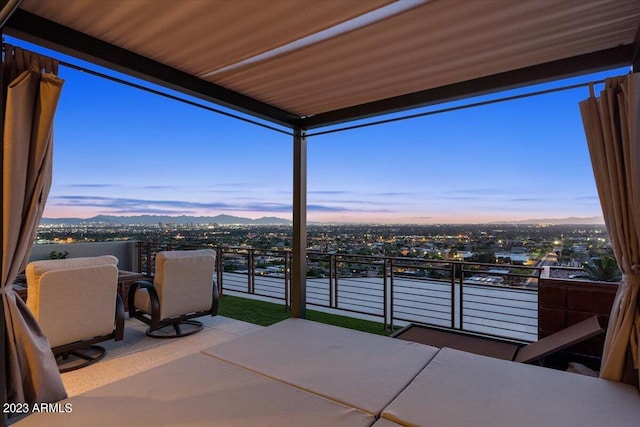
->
[109, 207, 199, 214]
[51, 195, 377, 215]
[446, 188, 500, 195]
[310, 198, 392, 207]
[54, 195, 236, 211]
[142, 185, 174, 190]
[309, 190, 411, 197]
[309, 190, 354, 195]
[573, 195, 599, 201]
[68, 184, 115, 188]
[207, 182, 262, 190]
[441, 196, 481, 201]
[242, 202, 291, 212]
[375, 192, 412, 197]
[508, 197, 547, 202]
[308, 204, 356, 212]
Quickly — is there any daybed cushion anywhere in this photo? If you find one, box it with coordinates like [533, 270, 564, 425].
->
[201, 318, 438, 416]
[381, 347, 640, 427]
[16, 353, 374, 427]
[371, 418, 405, 427]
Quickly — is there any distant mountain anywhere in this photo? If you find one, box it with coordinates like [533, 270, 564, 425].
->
[495, 216, 604, 225]
[40, 215, 604, 226]
[40, 214, 292, 226]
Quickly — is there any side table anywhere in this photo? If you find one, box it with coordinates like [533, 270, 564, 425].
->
[118, 270, 145, 311]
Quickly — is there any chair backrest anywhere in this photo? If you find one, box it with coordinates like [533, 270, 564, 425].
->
[514, 315, 604, 363]
[26, 255, 119, 348]
[154, 249, 216, 319]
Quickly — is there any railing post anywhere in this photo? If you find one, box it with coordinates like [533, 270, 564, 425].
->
[248, 249, 254, 294]
[383, 257, 389, 331]
[329, 254, 335, 308]
[285, 251, 291, 310]
[145, 241, 152, 277]
[459, 263, 465, 331]
[136, 241, 142, 274]
[216, 247, 223, 297]
[389, 258, 394, 331]
[333, 255, 340, 309]
[450, 262, 456, 329]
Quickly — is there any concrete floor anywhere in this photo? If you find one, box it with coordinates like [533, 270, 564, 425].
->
[60, 316, 264, 397]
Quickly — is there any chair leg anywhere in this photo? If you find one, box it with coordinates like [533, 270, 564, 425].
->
[146, 320, 204, 339]
[56, 345, 106, 373]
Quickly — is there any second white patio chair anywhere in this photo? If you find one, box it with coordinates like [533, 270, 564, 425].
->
[128, 249, 218, 338]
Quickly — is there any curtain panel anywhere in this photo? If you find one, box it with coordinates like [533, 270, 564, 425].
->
[1, 45, 66, 414]
[579, 73, 640, 387]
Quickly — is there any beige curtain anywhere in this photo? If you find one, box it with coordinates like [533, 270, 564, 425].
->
[579, 73, 640, 386]
[1, 46, 66, 408]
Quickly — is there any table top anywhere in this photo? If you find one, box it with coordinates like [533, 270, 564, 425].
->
[118, 270, 145, 280]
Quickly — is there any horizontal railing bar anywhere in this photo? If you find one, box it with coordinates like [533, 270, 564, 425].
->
[395, 312, 451, 322]
[139, 241, 545, 341]
[393, 285, 451, 292]
[396, 288, 451, 300]
[462, 300, 538, 310]
[462, 313, 538, 324]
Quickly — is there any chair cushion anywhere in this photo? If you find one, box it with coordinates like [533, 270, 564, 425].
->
[26, 256, 119, 348]
[381, 347, 640, 427]
[154, 249, 215, 319]
[133, 287, 152, 314]
[27, 255, 118, 276]
[27, 255, 118, 315]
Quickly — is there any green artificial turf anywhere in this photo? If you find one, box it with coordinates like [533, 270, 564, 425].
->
[217, 294, 394, 336]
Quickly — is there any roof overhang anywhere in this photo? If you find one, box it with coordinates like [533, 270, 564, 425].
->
[4, 0, 640, 130]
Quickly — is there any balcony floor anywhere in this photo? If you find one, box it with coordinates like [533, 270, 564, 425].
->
[60, 316, 264, 397]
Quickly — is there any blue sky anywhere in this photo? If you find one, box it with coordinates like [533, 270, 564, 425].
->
[11, 36, 627, 224]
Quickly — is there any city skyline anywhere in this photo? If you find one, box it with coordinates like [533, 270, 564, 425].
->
[12, 36, 627, 225]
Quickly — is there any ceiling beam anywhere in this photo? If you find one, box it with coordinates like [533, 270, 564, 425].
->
[300, 44, 635, 129]
[4, 9, 300, 128]
[4, 9, 636, 131]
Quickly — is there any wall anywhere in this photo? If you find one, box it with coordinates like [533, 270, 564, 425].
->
[538, 277, 618, 357]
[29, 241, 139, 271]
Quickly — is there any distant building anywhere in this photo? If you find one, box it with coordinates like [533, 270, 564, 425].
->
[495, 251, 531, 265]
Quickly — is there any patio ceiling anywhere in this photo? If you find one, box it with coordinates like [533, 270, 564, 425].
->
[4, 0, 640, 129]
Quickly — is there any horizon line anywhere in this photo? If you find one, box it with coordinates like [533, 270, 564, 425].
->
[39, 213, 606, 226]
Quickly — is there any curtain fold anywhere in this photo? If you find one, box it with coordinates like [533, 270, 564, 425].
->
[579, 73, 640, 386]
[1, 45, 66, 407]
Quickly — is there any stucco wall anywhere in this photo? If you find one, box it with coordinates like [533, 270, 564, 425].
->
[29, 241, 139, 271]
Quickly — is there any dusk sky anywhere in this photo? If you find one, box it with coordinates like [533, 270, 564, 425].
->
[11, 36, 628, 224]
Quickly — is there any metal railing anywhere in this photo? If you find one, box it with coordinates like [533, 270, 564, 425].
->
[137, 242, 540, 341]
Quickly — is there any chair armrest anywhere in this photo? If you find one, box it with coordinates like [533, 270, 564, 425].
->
[210, 280, 219, 316]
[114, 293, 125, 341]
[127, 280, 152, 315]
[128, 280, 161, 327]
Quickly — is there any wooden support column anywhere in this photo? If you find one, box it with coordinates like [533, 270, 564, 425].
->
[291, 127, 307, 318]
